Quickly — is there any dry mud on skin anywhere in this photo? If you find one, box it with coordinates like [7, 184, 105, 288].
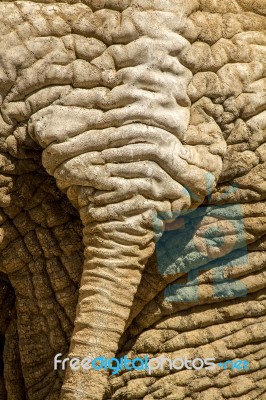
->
[0, 1, 265, 399]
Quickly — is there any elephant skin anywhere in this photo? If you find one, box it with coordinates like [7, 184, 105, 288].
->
[0, 1, 265, 399]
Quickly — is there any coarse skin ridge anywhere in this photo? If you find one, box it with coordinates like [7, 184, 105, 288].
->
[0, 0, 265, 399]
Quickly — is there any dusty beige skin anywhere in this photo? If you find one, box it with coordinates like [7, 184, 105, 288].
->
[0, 1, 265, 399]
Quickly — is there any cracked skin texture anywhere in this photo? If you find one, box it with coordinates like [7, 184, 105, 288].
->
[0, 0, 265, 399]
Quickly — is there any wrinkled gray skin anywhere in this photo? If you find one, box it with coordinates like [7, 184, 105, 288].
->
[0, 1, 266, 399]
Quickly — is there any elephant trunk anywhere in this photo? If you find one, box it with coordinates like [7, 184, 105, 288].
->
[36, 121, 196, 399]
[79, 211, 155, 356]
[27, 7, 226, 397]
[58, 202, 155, 398]
[28, 117, 223, 399]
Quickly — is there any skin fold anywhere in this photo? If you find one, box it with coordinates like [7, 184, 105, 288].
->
[0, 1, 265, 399]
